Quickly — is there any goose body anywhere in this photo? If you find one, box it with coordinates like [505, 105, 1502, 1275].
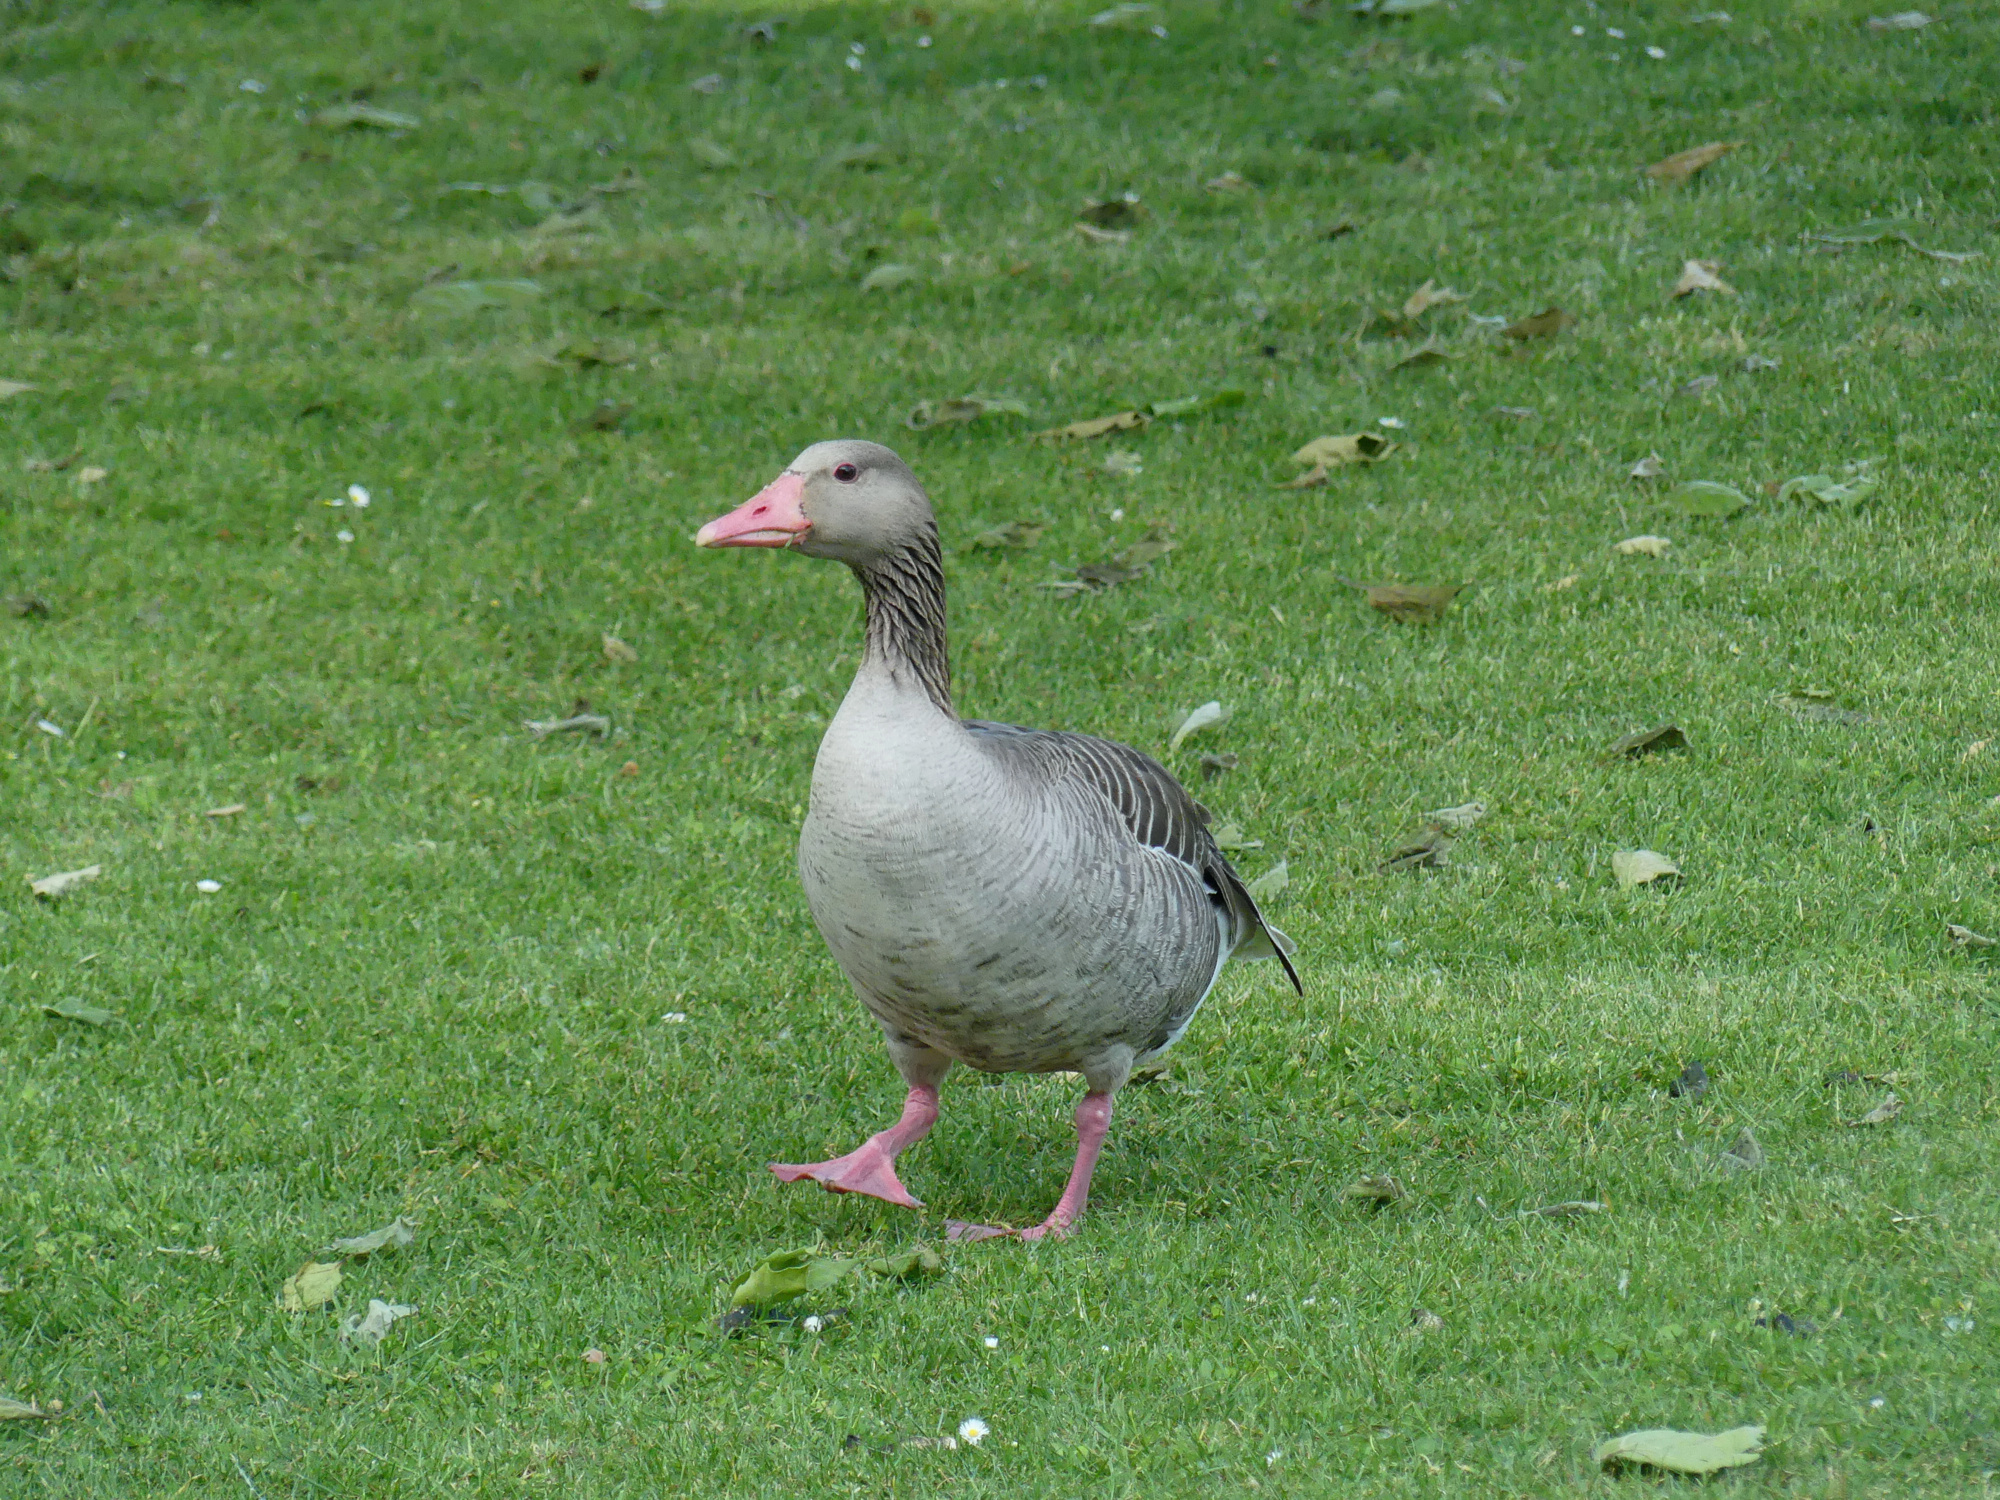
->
[698, 439, 1299, 1239]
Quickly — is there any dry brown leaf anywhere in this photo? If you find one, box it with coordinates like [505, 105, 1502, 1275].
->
[1671, 259, 1736, 298]
[1646, 141, 1739, 185]
[1032, 411, 1150, 442]
[1614, 535, 1672, 557]
[1291, 432, 1396, 468]
[1401, 279, 1465, 320]
[1390, 345, 1454, 372]
[1340, 580, 1465, 624]
[1502, 307, 1576, 340]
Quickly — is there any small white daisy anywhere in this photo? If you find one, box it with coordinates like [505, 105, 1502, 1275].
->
[957, 1417, 989, 1446]
[196, 879, 222, 893]
[662, 1012, 688, 1024]
[1868, 1396, 1886, 1409]
[1606, 26, 1626, 37]
[803, 1315, 824, 1334]
[1571, 23, 1585, 33]
[1377, 416, 1406, 429]
[1646, 44, 1667, 57]
[983, 1335, 999, 1349]
[348, 484, 371, 508]
[337, 529, 354, 544]
[845, 54, 862, 70]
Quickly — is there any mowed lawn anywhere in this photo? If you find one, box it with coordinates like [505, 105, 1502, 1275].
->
[3, 0, 1998, 1491]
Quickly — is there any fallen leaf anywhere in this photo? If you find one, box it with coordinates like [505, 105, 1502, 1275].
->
[970, 521, 1045, 551]
[311, 102, 421, 130]
[1741, 353, 1781, 372]
[327, 1216, 417, 1257]
[1488, 405, 1537, 420]
[1645, 141, 1739, 185]
[1426, 801, 1487, 831]
[1378, 827, 1453, 872]
[1946, 923, 1995, 949]
[278, 1260, 344, 1313]
[1675, 374, 1719, 400]
[1609, 724, 1688, 758]
[1501, 307, 1576, 340]
[1612, 849, 1681, 888]
[1721, 1127, 1764, 1171]
[76, 466, 109, 485]
[0, 380, 35, 400]
[1753, 1311, 1815, 1335]
[1777, 471, 1878, 505]
[524, 713, 611, 737]
[410, 279, 543, 311]
[907, 394, 1029, 430]
[1204, 171, 1252, 194]
[1401, 279, 1466, 319]
[1776, 690, 1872, 726]
[859, 263, 916, 292]
[1405, 1306, 1445, 1334]
[1629, 453, 1666, 481]
[1595, 1426, 1764, 1475]
[1850, 1092, 1902, 1126]
[0, 1397, 56, 1421]
[30, 865, 102, 899]
[1290, 432, 1396, 467]
[1275, 464, 1329, 489]
[1031, 411, 1150, 442]
[1614, 535, 1672, 557]
[1338, 579, 1465, 624]
[1544, 572, 1581, 591]
[1210, 822, 1263, 851]
[1148, 389, 1246, 418]
[1344, 1174, 1406, 1203]
[577, 400, 634, 433]
[1245, 862, 1289, 902]
[338, 1299, 417, 1349]
[41, 998, 116, 1027]
[1199, 752, 1238, 777]
[1671, 259, 1735, 298]
[1389, 344, 1454, 372]
[1169, 701, 1227, 752]
[729, 1245, 941, 1309]
[1670, 480, 1750, 517]
[1867, 9, 1931, 26]
[1046, 526, 1176, 592]
[1961, 739, 1991, 763]
[602, 634, 639, 664]
[1077, 193, 1144, 228]
[1525, 1200, 1606, 1217]
[1670, 1060, 1708, 1099]
[204, 803, 247, 818]
[1101, 449, 1144, 477]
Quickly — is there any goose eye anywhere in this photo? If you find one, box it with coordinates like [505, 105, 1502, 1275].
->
[833, 462, 860, 483]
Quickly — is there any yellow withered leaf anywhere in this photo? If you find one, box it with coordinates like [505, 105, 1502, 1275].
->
[1646, 141, 1739, 185]
[1290, 432, 1396, 468]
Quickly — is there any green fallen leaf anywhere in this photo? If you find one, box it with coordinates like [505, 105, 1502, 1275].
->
[410, 279, 543, 312]
[1670, 480, 1751, 517]
[1148, 389, 1247, 418]
[1612, 849, 1681, 888]
[311, 102, 421, 131]
[1210, 822, 1263, 851]
[41, 998, 115, 1027]
[730, 1245, 941, 1308]
[0, 380, 36, 401]
[278, 1260, 344, 1313]
[338, 1298, 417, 1349]
[1593, 1425, 1765, 1475]
[1291, 432, 1396, 468]
[907, 394, 1029, 430]
[1169, 700, 1226, 752]
[327, 1216, 416, 1257]
[1246, 861, 1289, 902]
[969, 520, 1045, 551]
[860, 263, 917, 292]
[1608, 725, 1688, 758]
[1777, 471, 1878, 505]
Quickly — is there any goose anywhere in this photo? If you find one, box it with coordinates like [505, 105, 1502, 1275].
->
[696, 439, 1301, 1240]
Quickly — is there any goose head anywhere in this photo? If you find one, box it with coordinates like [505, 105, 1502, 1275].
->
[695, 439, 934, 566]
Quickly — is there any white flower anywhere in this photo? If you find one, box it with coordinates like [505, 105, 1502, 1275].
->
[917, 34, 932, 46]
[661, 1012, 688, 1024]
[845, 54, 862, 70]
[1108, 507, 1124, 521]
[348, 484, 371, 508]
[1571, 23, 1585, 33]
[238, 79, 266, 93]
[196, 879, 222, 893]
[1606, 26, 1626, 37]
[1868, 1396, 1886, 1409]
[1377, 416, 1405, 429]
[337, 530, 355, 544]
[982, 1335, 999, 1349]
[803, 1315, 824, 1334]
[1267, 1449, 1283, 1468]
[1646, 44, 1667, 57]
[849, 41, 866, 54]
[957, 1417, 989, 1447]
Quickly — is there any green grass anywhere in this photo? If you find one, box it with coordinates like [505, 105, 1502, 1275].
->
[4, 0, 1999, 1491]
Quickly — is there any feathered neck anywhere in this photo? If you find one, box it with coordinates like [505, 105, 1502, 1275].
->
[852, 524, 953, 716]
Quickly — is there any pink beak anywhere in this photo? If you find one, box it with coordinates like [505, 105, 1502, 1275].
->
[694, 472, 811, 549]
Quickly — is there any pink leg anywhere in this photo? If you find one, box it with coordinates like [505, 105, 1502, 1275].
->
[769, 1085, 939, 1210]
[947, 1092, 1115, 1243]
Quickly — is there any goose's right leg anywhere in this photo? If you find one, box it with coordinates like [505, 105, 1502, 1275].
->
[769, 1038, 951, 1210]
